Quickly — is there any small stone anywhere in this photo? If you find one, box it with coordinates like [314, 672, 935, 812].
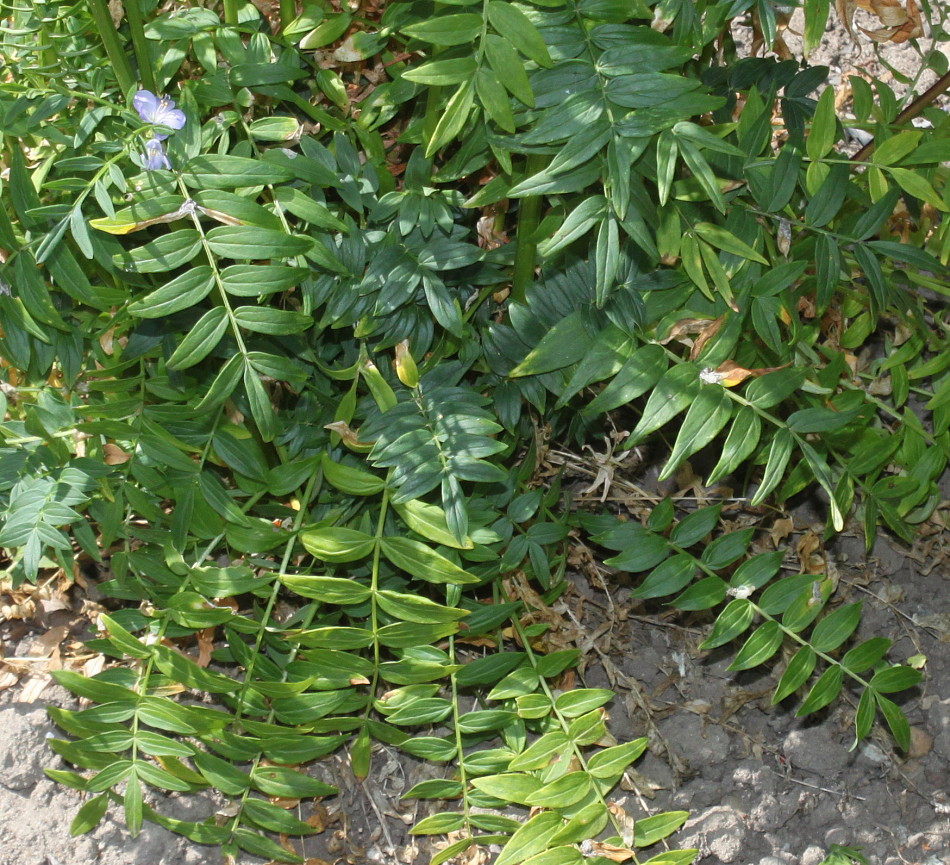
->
[783, 727, 853, 776]
[907, 726, 933, 759]
[677, 806, 747, 864]
[858, 741, 888, 765]
[801, 844, 828, 865]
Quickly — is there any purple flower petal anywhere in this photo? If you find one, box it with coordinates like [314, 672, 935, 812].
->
[132, 89, 186, 139]
[143, 137, 171, 171]
[132, 90, 159, 121]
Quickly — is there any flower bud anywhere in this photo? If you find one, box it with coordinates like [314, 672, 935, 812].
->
[394, 340, 419, 388]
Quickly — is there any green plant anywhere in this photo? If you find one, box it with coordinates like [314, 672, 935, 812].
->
[1, 0, 948, 862]
[819, 844, 870, 865]
[579, 501, 922, 750]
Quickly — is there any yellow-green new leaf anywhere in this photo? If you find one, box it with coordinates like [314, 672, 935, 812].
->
[126, 776, 148, 834]
[727, 620, 784, 671]
[524, 771, 592, 808]
[693, 222, 769, 264]
[426, 79, 476, 156]
[633, 811, 689, 847]
[376, 590, 469, 624]
[522, 847, 584, 865]
[403, 57, 478, 85]
[553, 688, 614, 718]
[410, 813, 467, 835]
[586, 737, 649, 780]
[392, 499, 474, 549]
[871, 130, 922, 166]
[507, 731, 570, 771]
[70, 793, 109, 836]
[470, 773, 542, 806]
[152, 645, 237, 694]
[279, 574, 371, 604]
[380, 536, 480, 584]
[252, 766, 337, 798]
[321, 453, 385, 496]
[487, 1, 552, 67]
[659, 386, 732, 482]
[641, 852, 701, 865]
[806, 86, 837, 161]
[493, 811, 563, 865]
[510, 311, 594, 377]
[797, 665, 843, 717]
[299, 527, 376, 562]
[402, 13, 482, 45]
[772, 646, 817, 704]
[885, 167, 948, 210]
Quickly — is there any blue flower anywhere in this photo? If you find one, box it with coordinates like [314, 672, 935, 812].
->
[132, 90, 186, 140]
[143, 137, 171, 171]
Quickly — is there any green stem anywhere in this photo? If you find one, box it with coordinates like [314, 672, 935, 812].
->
[230, 469, 323, 727]
[279, 0, 296, 31]
[85, 0, 135, 95]
[510, 154, 548, 304]
[34, 18, 58, 71]
[422, 83, 443, 147]
[1, 429, 78, 446]
[369, 489, 390, 674]
[447, 628, 472, 831]
[509, 614, 644, 865]
[419, 0, 445, 146]
[223, 0, 241, 27]
[122, 0, 156, 94]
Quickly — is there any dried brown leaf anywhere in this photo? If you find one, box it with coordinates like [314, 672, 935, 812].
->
[699, 359, 791, 387]
[689, 315, 726, 360]
[19, 672, 52, 702]
[580, 839, 635, 862]
[660, 316, 718, 347]
[323, 421, 375, 450]
[837, 0, 923, 43]
[196, 627, 215, 667]
[795, 530, 824, 573]
[103, 443, 131, 465]
[769, 517, 794, 547]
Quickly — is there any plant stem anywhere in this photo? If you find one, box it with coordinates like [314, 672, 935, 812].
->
[35, 18, 58, 71]
[85, 0, 135, 95]
[279, 0, 297, 31]
[420, 2, 444, 147]
[852, 68, 950, 163]
[122, 0, 156, 94]
[223, 0, 241, 27]
[510, 154, 548, 304]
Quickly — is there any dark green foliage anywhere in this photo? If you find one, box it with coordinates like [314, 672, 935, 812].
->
[1, 0, 947, 861]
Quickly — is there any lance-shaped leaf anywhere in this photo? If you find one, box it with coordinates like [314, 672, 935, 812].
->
[659, 386, 733, 481]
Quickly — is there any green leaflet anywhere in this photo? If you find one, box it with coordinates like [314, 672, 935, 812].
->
[402, 13, 482, 46]
[628, 363, 701, 443]
[166, 306, 228, 370]
[127, 267, 215, 318]
[509, 311, 596, 377]
[206, 225, 312, 260]
[658, 385, 733, 481]
[181, 154, 295, 188]
[380, 536, 481, 585]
